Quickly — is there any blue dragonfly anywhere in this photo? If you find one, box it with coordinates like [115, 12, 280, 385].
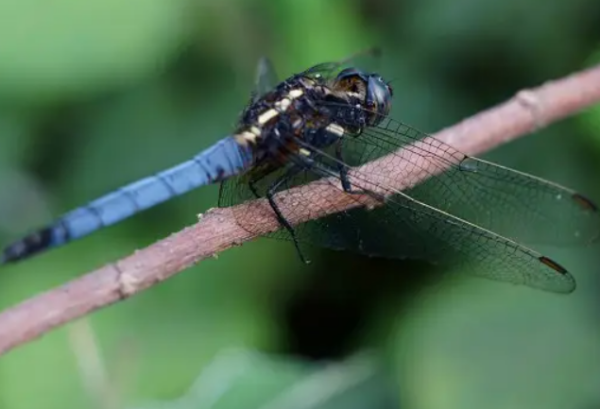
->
[2, 50, 599, 293]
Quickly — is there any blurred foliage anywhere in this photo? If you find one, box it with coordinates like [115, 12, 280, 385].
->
[1, 0, 600, 408]
[128, 350, 397, 409]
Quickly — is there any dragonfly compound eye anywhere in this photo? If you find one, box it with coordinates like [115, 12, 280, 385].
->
[365, 75, 393, 126]
[333, 69, 393, 127]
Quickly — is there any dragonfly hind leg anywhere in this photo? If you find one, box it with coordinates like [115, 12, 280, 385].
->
[248, 167, 311, 264]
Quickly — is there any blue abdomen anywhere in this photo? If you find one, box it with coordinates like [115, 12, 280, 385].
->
[2, 136, 253, 264]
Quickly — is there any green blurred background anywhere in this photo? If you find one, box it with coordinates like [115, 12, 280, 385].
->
[1, 0, 600, 408]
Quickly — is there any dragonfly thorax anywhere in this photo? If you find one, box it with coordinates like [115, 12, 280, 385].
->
[235, 75, 338, 162]
[233, 66, 394, 168]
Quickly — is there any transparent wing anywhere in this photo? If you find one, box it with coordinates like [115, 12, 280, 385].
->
[251, 57, 279, 103]
[218, 139, 577, 293]
[301, 47, 382, 82]
[247, 48, 379, 106]
[333, 114, 600, 247]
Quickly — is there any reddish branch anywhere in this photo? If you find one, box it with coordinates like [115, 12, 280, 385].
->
[1, 64, 600, 357]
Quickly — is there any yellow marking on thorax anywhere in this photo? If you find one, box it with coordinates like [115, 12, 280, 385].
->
[237, 88, 308, 144]
[257, 109, 278, 125]
[275, 98, 291, 111]
[288, 88, 304, 98]
[235, 125, 263, 146]
[325, 123, 345, 137]
[239, 131, 258, 143]
[256, 88, 305, 125]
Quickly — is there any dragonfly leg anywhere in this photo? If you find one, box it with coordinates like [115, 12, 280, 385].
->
[335, 142, 353, 192]
[334, 142, 386, 202]
[247, 178, 261, 199]
[248, 167, 310, 264]
[267, 169, 310, 263]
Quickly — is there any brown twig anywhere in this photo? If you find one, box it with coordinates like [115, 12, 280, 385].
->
[1, 64, 600, 357]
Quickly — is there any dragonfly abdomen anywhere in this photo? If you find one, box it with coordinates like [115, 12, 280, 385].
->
[1, 136, 253, 264]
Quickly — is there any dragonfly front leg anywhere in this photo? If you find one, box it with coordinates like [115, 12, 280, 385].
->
[335, 141, 353, 192]
[334, 141, 386, 202]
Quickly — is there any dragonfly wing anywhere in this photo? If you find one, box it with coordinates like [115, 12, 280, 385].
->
[335, 115, 600, 247]
[218, 143, 576, 293]
[301, 47, 382, 83]
[295, 180, 576, 293]
[251, 57, 279, 103]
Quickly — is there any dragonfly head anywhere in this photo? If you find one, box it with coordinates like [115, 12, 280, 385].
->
[332, 68, 393, 126]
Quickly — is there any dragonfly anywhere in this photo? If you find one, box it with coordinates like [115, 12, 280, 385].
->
[2, 50, 598, 293]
